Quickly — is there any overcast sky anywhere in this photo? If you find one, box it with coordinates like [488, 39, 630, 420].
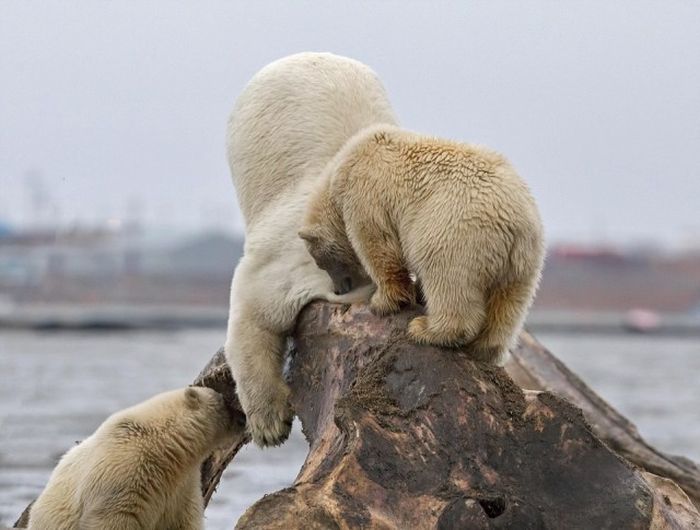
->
[1, 1, 699, 246]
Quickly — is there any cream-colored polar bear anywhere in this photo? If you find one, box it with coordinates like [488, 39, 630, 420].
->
[28, 387, 234, 530]
[225, 53, 397, 446]
[300, 125, 545, 363]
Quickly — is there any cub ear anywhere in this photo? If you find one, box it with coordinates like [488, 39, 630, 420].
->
[184, 387, 201, 410]
[298, 227, 320, 244]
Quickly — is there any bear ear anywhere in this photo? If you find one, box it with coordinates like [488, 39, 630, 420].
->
[185, 387, 201, 410]
[298, 227, 320, 244]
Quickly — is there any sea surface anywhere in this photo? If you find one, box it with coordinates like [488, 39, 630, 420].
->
[1, 329, 698, 528]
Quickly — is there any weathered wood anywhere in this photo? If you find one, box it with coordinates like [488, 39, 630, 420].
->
[192, 348, 249, 506]
[12, 504, 31, 529]
[236, 302, 699, 529]
[14, 302, 700, 528]
[505, 332, 700, 509]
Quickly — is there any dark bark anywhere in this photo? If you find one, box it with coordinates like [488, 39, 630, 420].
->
[505, 332, 700, 510]
[236, 303, 699, 529]
[192, 348, 249, 505]
[14, 302, 700, 529]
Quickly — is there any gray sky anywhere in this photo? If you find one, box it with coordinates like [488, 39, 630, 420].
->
[1, 1, 699, 246]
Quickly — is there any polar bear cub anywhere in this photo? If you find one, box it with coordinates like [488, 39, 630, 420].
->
[28, 387, 235, 530]
[224, 53, 397, 446]
[300, 125, 545, 363]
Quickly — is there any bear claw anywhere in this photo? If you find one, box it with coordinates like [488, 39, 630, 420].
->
[246, 400, 294, 448]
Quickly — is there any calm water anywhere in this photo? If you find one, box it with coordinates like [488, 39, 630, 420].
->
[1, 329, 698, 528]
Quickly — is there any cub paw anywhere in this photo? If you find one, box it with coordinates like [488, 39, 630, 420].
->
[469, 343, 506, 364]
[370, 283, 415, 316]
[246, 394, 294, 448]
[407, 315, 431, 343]
[370, 290, 401, 316]
[408, 316, 467, 348]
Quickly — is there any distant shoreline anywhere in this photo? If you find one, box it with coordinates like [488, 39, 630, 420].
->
[2, 304, 699, 337]
[0, 304, 226, 332]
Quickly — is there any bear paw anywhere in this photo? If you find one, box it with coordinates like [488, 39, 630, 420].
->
[407, 315, 431, 343]
[370, 284, 415, 316]
[370, 292, 400, 316]
[246, 397, 294, 448]
[408, 316, 467, 348]
[469, 343, 506, 364]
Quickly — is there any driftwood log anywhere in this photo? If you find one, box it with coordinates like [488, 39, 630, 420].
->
[14, 302, 700, 528]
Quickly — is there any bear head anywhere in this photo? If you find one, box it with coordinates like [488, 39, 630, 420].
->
[299, 223, 369, 295]
[300, 178, 371, 295]
[182, 386, 238, 446]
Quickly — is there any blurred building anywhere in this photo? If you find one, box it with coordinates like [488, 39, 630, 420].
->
[2, 228, 700, 314]
[0, 225, 243, 306]
[535, 244, 700, 313]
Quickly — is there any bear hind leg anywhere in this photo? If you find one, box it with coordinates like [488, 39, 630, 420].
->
[470, 281, 533, 364]
[408, 272, 486, 348]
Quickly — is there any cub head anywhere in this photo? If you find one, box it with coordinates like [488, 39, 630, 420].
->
[299, 224, 369, 295]
[183, 386, 237, 444]
[300, 176, 371, 295]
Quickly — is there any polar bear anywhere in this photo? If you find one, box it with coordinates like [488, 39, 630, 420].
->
[224, 53, 397, 446]
[299, 124, 545, 363]
[28, 387, 235, 530]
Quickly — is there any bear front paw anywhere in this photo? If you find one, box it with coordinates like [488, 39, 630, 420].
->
[370, 290, 401, 316]
[408, 315, 469, 348]
[370, 283, 415, 316]
[246, 396, 294, 448]
[369, 291, 399, 317]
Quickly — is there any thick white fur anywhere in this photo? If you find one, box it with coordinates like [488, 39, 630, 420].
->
[28, 387, 234, 530]
[224, 53, 397, 446]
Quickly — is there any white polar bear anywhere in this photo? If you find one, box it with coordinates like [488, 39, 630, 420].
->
[225, 52, 397, 446]
[28, 387, 235, 530]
